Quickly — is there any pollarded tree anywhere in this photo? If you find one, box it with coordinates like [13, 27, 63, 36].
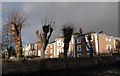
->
[36, 18, 55, 58]
[62, 24, 73, 58]
[2, 24, 16, 59]
[86, 34, 94, 57]
[7, 11, 27, 59]
[81, 29, 103, 57]
[116, 39, 120, 54]
[81, 32, 95, 57]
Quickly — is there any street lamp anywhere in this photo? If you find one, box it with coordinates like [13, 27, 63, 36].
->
[97, 31, 103, 57]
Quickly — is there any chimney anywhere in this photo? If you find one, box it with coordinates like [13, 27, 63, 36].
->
[79, 27, 83, 35]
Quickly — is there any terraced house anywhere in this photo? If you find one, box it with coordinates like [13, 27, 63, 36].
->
[22, 43, 38, 56]
[22, 32, 119, 58]
[88, 33, 117, 56]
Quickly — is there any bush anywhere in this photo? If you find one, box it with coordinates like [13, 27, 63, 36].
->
[59, 52, 64, 58]
[26, 55, 40, 59]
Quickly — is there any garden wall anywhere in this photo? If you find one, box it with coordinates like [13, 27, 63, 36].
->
[2, 56, 119, 75]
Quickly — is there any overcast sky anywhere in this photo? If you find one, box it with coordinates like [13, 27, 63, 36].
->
[1, 2, 118, 44]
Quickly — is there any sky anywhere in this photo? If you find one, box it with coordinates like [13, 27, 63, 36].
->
[0, 2, 1, 26]
[1, 2, 118, 44]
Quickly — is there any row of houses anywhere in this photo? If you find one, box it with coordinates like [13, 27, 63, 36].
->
[22, 31, 120, 58]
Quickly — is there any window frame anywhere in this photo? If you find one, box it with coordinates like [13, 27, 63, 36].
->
[77, 37, 81, 44]
[77, 45, 81, 52]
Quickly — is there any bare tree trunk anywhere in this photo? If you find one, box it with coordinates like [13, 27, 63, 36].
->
[64, 43, 69, 58]
[63, 26, 73, 58]
[41, 49, 45, 59]
[81, 37, 87, 57]
[14, 37, 22, 58]
[10, 23, 22, 59]
[36, 19, 54, 59]
[41, 43, 45, 58]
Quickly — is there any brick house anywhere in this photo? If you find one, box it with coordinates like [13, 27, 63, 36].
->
[113, 37, 120, 53]
[23, 32, 119, 58]
[35, 41, 42, 57]
[75, 34, 87, 57]
[85, 33, 116, 56]
[35, 41, 55, 58]
[45, 41, 55, 58]
[74, 32, 117, 57]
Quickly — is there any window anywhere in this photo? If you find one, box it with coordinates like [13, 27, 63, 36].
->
[34, 44, 37, 50]
[77, 38, 81, 43]
[86, 46, 90, 51]
[106, 44, 108, 49]
[109, 45, 111, 49]
[109, 38, 111, 42]
[50, 55, 52, 58]
[106, 38, 108, 41]
[45, 50, 48, 54]
[57, 40, 61, 46]
[59, 41, 60, 45]
[57, 49, 60, 55]
[106, 44, 111, 50]
[77, 45, 81, 52]
[85, 36, 88, 42]
[77, 53, 81, 57]
[91, 35, 93, 41]
[38, 50, 41, 56]
[50, 49, 52, 54]
[50, 44, 52, 48]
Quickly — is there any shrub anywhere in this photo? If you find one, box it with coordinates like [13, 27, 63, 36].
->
[59, 52, 64, 58]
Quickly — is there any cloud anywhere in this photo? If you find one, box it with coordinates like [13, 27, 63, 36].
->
[2, 2, 118, 44]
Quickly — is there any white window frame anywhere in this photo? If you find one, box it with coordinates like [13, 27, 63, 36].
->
[77, 53, 81, 57]
[109, 45, 111, 49]
[106, 44, 111, 50]
[106, 44, 108, 49]
[77, 37, 81, 44]
[50, 49, 52, 54]
[45, 50, 48, 54]
[91, 35, 93, 41]
[50, 44, 52, 48]
[86, 46, 90, 51]
[50, 55, 52, 58]
[77, 45, 81, 52]
[106, 38, 108, 41]
[34, 44, 37, 50]
[109, 38, 111, 42]
[57, 40, 60, 46]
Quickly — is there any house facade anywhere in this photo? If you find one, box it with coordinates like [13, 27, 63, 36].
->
[86, 33, 116, 56]
[75, 35, 87, 57]
[54, 35, 76, 58]
[22, 32, 118, 58]
[22, 43, 38, 56]
[54, 32, 87, 58]
[45, 41, 55, 58]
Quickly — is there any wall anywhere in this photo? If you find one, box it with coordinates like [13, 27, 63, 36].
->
[2, 56, 119, 75]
